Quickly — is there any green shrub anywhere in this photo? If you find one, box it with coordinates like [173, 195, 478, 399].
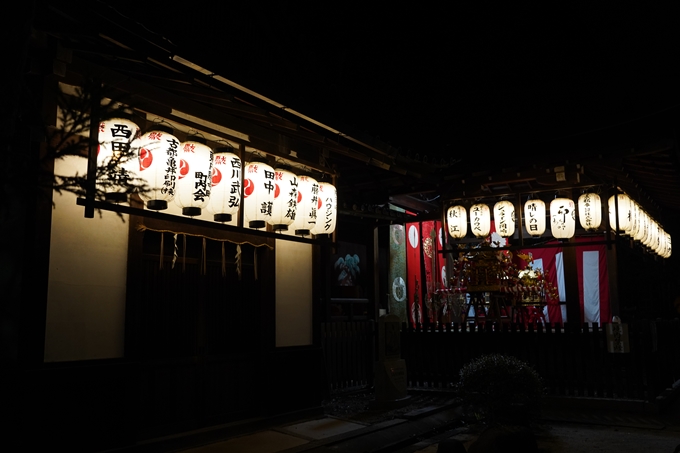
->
[456, 354, 544, 425]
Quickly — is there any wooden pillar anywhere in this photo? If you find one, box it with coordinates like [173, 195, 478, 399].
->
[563, 239, 581, 327]
[564, 189, 581, 328]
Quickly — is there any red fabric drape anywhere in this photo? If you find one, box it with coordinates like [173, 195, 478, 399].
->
[516, 245, 564, 324]
[518, 237, 610, 325]
[406, 222, 423, 326]
[576, 237, 611, 324]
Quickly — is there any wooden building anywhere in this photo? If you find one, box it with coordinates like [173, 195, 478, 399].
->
[5, 2, 680, 451]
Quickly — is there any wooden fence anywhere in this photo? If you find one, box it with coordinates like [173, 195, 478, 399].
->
[322, 319, 680, 401]
[321, 321, 375, 394]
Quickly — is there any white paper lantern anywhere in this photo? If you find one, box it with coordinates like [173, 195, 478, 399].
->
[136, 126, 179, 210]
[636, 205, 646, 241]
[291, 175, 319, 236]
[312, 182, 337, 235]
[268, 168, 298, 231]
[470, 203, 491, 238]
[175, 137, 213, 216]
[608, 193, 632, 233]
[243, 161, 276, 228]
[550, 198, 576, 239]
[664, 232, 672, 258]
[628, 201, 640, 239]
[578, 193, 602, 231]
[645, 219, 658, 249]
[97, 117, 141, 201]
[523, 199, 546, 237]
[446, 205, 467, 239]
[656, 227, 666, 256]
[208, 148, 241, 222]
[493, 200, 515, 238]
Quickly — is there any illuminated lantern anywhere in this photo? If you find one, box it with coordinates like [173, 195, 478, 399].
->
[656, 227, 666, 256]
[268, 167, 298, 231]
[175, 137, 213, 216]
[208, 148, 241, 222]
[446, 205, 467, 239]
[608, 193, 632, 233]
[523, 199, 546, 237]
[135, 126, 179, 210]
[628, 201, 640, 239]
[645, 219, 658, 250]
[493, 200, 515, 238]
[97, 117, 141, 201]
[578, 193, 601, 231]
[312, 181, 337, 235]
[634, 210, 649, 243]
[664, 232, 672, 258]
[469, 203, 491, 238]
[550, 198, 576, 239]
[291, 175, 319, 236]
[243, 161, 275, 228]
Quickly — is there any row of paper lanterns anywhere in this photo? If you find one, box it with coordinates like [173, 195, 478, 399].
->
[97, 118, 337, 235]
[446, 193, 671, 258]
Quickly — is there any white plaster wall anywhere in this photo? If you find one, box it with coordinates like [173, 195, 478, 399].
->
[275, 239, 313, 347]
[44, 156, 129, 361]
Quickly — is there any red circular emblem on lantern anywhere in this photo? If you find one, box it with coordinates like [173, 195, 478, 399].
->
[243, 178, 254, 197]
[139, 147, 153, 171]
[318, 197, 323, 209]
[178, 159, 189, 179]
[297, 191, 303, 203]
[274, 183, 280, 199]
[212, 167, 222, 186]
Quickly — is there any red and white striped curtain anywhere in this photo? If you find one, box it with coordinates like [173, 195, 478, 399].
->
[518, 237, 610, 324]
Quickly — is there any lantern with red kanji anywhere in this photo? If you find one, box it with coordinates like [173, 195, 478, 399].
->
[291, 175, 319, 236]
[268, 167, 298, 231]
[174, 136, 213, 216]
[208, 148, 241, 222]
[311, 181, 337, 236]
[243, 161, 276, 228]
[136, 126, 179, 210]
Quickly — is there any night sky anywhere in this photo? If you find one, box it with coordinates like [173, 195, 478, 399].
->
[105, 2, 680, 159]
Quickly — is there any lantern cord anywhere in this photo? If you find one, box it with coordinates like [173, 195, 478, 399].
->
[183, 234, 187, 273]
[235, 245, 242, 280]
[254, 247, 258, 280]
[172, 234, 178, 269]
[159, 232, 164, 270]
[201, 238, 207, 275]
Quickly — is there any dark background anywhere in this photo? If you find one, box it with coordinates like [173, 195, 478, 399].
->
[101, 2, 680, 159]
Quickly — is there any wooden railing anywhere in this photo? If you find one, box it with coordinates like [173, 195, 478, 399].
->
[321, 319, 680, 401]
[402, 320, 680, 401]
[321, 321, 375, 394]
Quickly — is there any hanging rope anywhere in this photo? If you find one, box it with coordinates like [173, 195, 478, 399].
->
[182, 234, 187, 273]
[172, 233, 178, 269]
[201, 238, 207, 275]
[136, 225, 274, 250]
[235, 244, 242, 280]
[254, 246, 258, 280]
[159, 232, 164, 270]
[137, 225, 273, 278]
